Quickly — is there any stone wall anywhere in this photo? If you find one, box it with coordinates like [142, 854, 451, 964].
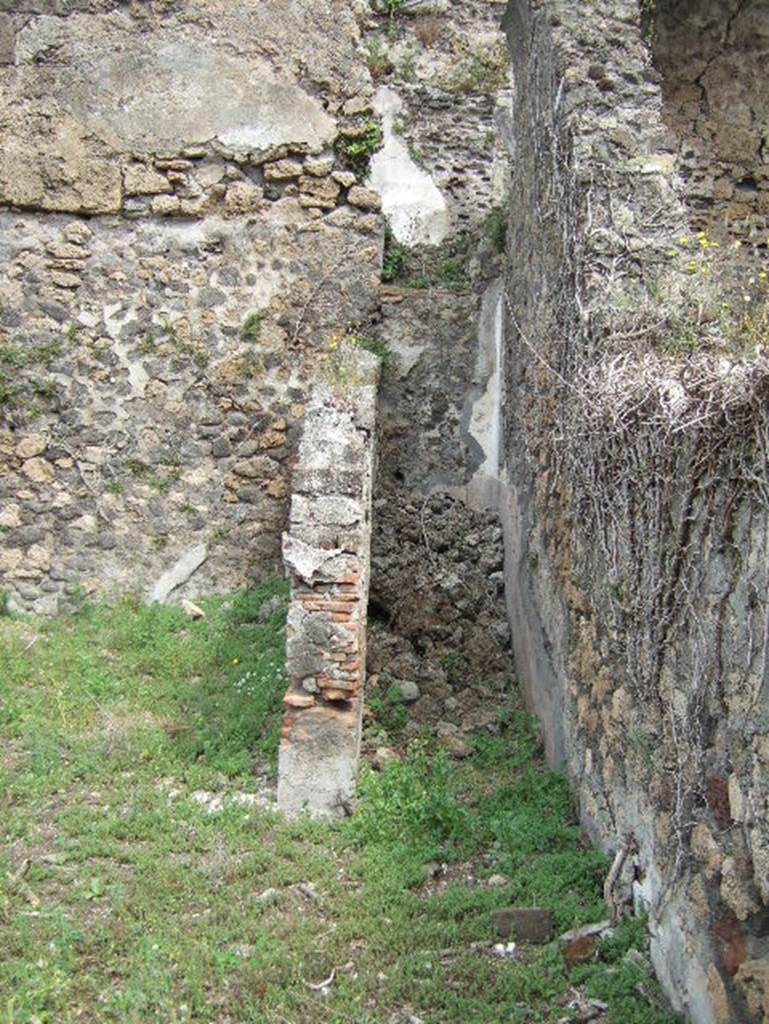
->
[0, 0, 513, 614]
[0, 0, 382, 612]
[352, 0, 512, 504]
[500, 0, 769, 1021]
[652, 0, 769, 239]
[277, 361, 377, 819]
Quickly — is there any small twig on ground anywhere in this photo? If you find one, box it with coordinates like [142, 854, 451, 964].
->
[304, 967, 336, 991]
[7, 858, 30, 889]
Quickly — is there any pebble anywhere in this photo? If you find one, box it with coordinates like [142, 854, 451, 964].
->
[394, 679, 420, 703]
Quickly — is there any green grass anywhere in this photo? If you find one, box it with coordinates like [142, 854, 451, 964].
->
[0, 589, 679, 1023]
[241, 312, 264, 344]
[380, 228, 469, 291]
[340, 120, 382, 176]
[0, 341, 63, 417]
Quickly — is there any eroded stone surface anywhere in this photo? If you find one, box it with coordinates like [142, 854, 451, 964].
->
[499, 1, 769, 1021]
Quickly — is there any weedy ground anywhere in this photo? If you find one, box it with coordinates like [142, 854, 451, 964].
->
[0, 586, 679, 1024]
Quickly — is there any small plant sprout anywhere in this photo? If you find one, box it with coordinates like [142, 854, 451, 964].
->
[241, 311, 264, 343]
[326, 328, 388, 390]
[341, 120, 382, 175]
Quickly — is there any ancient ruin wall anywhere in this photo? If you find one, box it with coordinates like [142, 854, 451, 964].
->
[0, 0, 513, 614]
[652, 0, 769, 239]
[278, 363, 377, 819]
[501, 0, 769, 1021]
[0, 1, 381, 613]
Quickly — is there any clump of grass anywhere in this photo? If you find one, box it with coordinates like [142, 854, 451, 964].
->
[325, 330, 384, 391]
[357, 335, 396, 379]
[381, 226, 470, 291]
[411, 246, 468, 291]
[619, 231, 769, 357]
[365, 681, 409, 738]
[414, 14, 442, 48]
[367, 36, 393, 80]
[484, 206, 508, 254]
[0, 340, 63, 418]
[382, 222, 407, 283]
[241, 311, 263, 344]
[340, 119, 383, 175]
[441, 40, 509, 94]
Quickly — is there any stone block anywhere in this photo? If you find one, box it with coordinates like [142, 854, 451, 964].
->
[15, 435, 47, 460]
[21, 458, 54, 484]
[303, 154, 335, 177]
[0, 14, 14, 64]
[151, 195, 181, 216]
[347, 186, 381, 211]
[264, 159, 304, 180]
[491, 907, 554, 944]
[124, 164, 172, 196]
[735, 959, 769, 1021]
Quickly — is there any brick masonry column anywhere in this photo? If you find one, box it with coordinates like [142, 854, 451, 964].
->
[277, 366, 378, 818]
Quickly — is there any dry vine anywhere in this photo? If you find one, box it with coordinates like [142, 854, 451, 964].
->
[503, 44, 769, 882]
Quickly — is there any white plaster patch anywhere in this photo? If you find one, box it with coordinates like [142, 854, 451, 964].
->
[467, 280, 505, 481]
[55, 36, 336, 156]
[150, 543, 208, 604]
[368, 86, 450, 247]
[282, 534, 343, 586]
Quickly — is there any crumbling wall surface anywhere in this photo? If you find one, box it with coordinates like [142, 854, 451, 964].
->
[651, 0, 769, 237]
[0, 0, 381, 613]
[501, 0, 769, 1021]
[277, 364, 377, 819]
[357, 0, 511, 500]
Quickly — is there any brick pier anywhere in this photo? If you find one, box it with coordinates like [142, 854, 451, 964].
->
[277, 368, 377, 818]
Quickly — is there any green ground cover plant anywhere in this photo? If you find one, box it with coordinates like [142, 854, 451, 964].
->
[340, 121, 382, 177]
[0, 589, 679, 1023]
[380, 227, 469, 291]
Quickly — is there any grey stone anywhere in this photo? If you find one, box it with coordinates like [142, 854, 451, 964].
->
[394, 679, 420, 703]
[149, 543, 208, 604]
[559, 921, 612, 946]
[436, 721, 471, 759]
[491, 908, 553, 945]
[211, 436, 232, 458]
[0, 14, 15, 65]
[198, 287, 227, 308]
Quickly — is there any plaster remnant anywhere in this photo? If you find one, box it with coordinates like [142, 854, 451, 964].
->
[62, 40, 335, 157]
[150, 543, 208, 604]
[368, 86, 450, 247]
[464, 279, 505, 508]
[282, 536, 344, 587]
